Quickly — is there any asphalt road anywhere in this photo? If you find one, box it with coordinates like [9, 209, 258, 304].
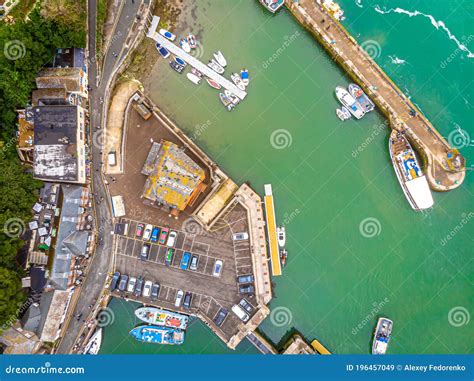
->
[56, 0, 143, 354]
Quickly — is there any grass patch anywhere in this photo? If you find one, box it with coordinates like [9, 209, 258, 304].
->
[9, 0, 37, 20]
[40, 0, 87, 44]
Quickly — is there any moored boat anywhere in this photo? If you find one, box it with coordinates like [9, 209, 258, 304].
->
[213, 51, 227, 67]
[336, 108, 346, 121]
[155, 43, 170, 59]
[341, 106, 351, 120]
[276, 226, 286, 247]
[159, 29, 176, 41]
[169, 61, 184, 73]
[82, 328, 102, 355]
[224, 90, 240, 105]
[180, 38, 191, 53]
[187, 34, 197, 49]
[389, 130, 434, 211]
[219, 93, 234, 111]
[206, 78, 221, 89]
[318, 0, 345, 21]
[259, 0, 284, 13]
[372, 318, 393, 354]
[191, 68, 203, 78]
[280, 249, 288, 267]
[240, 69, 250, 86]
[129, 325, 184, 345]
[335, 86, 365, 119]
[187, 72, 201, 85]
[208, 59, 224, 74]
[174, 56, 186, 67]
[348, 83, 375, 113]
[231, 73, 246, 91]
[135, 307, 189, 329]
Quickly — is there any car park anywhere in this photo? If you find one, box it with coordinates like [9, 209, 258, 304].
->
[118, 274, 128, 291]
[239, 284, 255, 294]
[237, 274, 254, 284]
[212, 260, 223, 277]
[140, 244, 150, 261]
[159, 227, 169, 244]
[239, 298, 254, 314]
[180, 252, 191, 270]
[175, 290, 184, 307]
[231, 304, 250, 322]
[183, 292, 192, 309]
[135, 223, 145, 238]
[151, 283, 160, 299]
[143, 224, 153, 241]
[127, 276, 137, 293]
[134, 276, 144, 297]
[189, 255, 199, 271]
[214, 308, 228, 327]
[166, 230, 178, 247]
[151, 226, 160, 243]
[110, 271, 120, 291]
[143, 280, 153, 297]
[165, 248, 174, 266]
[232, 232, 249, 241]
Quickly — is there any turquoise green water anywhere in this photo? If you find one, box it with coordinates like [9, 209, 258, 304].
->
[102, 0, 473, 354]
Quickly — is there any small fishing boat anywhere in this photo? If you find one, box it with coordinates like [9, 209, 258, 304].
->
[224, 90, 240, 105]
[159, 29, 176, 41]
[240, 69, 250, 86]
[155, 43, 170, 59]
[335, 86, 365, 119]
[208, 59, 224, 74]
[341, 106, 352, 120]
[174, 56, 187, 67]
[191, 68, 203, 78]
[231, 73, 246, 91]
[187, 34, 197, 49]
[336, 108, 346, 121]
[372, 318, 393, 354]
[219, 93, 234, 111]
[187, 72, 201, 85]
[280, 249, 288, 267]
[180, 38, 191, 53]
[129, 325, 184, 345]
[348, 83, 375, 113]
[169, 61, 184, 73]
[276, 226, 286, 247]
[82, 328, 102, 355]
[206, 78, 221, 89]
[213, 51, 227, 67]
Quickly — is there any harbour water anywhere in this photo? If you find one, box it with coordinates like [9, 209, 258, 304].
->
[101, 0, 473, 354]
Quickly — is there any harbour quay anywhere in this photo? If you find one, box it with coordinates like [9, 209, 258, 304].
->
[285, 0, 466, 191]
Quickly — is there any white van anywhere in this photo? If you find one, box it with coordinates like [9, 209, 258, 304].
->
[231, 304, 250, 322]
[108, 151, 117, 166]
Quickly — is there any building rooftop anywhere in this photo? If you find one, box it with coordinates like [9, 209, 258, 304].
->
[142, 140, 205, 211]
[36, 67, 83, 93]
[32, 88, 68, 106]
[51, 48, 85, 69]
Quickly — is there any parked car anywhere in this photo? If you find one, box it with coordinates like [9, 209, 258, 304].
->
[110, 271, 120, 291]
[151, 283, 160, 299]
[183, 292, 192, 309]
[165, 248, 174, 266]
[214, 308, 228, 327]
[239, 298, 254, 314]
[239, 284, 255, 295]
[159, 227, 169, 244]
[143, 224, 153, 241]
[151, 226, 160, 243]
[118, 274, 128, 291]
[166, 230, 178, 247]
[232, 232, 249, 241]
[127, 276, 137, 293]
[189, 255, 199, 271]
[212, 260, 223, 277]
[134, 276, 144, 297]
[180, 252, 191, 270]
[232, 304, 250, 322]
[140, 244, 150, 261]
[175, 290, 184, 307]
[237, 274, 254, 284]
[143, 280, 153, 298]
[135, 223, 145, 238]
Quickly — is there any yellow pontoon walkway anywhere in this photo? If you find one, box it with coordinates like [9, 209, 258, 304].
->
[264, 184, 281, 276]
[311, 339, 331, 354]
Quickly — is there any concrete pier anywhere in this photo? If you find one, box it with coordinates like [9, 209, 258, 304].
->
[286, 0, 465, 191]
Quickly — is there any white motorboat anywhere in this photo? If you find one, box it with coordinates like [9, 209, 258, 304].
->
[240, 69, 250, 86]
[335, 86, 365, 119]
[213, 51, 227, 67]
[372, 318, 393, 355]
[191, 68, 203, 78]
[336, 108, 346, 121]
[187, 34, 197, 49]
[180, 38, 191, 53]
[186, 72, 201, 85]
[341, 106, 351, 119]
[224, 90, 240, 105]
[208, 59, 224, 74]
[231, 73, 246, 91]
[159, 29, 176, 41]
[277, 226, 286, 248]
[82, 328, 102, 355]
[219, 93, 234, 111]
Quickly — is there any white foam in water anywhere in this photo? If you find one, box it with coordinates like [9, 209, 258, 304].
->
[374, 5, 474, 59]
[388, 55, 407, 65]
[355, 0, 363, 8]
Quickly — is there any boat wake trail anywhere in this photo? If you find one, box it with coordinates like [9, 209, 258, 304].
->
[388, 55, 407, 65]
[355, 0, 363, 8]
[374, 5, 474, 59]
